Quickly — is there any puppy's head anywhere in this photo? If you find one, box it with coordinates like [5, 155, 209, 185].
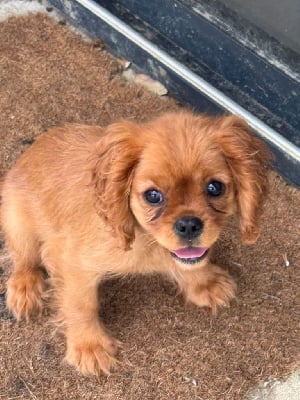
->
[91, 112, 270, 267]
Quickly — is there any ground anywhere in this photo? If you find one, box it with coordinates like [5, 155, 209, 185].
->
[0, 9, 299, 400]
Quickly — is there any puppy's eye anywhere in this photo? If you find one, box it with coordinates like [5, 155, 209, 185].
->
[206, 181, 225, 197]
[143, 189, 164, 206]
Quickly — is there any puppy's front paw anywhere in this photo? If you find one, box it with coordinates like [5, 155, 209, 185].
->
[66, 333, 120, 376]
[6, 270, 46, 320]
[185, 266, 236, 314]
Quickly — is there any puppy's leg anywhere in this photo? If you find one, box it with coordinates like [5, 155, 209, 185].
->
[4, 213, 46, 320]
[173, 264, 236, 314]
[57, 271, 120, 376]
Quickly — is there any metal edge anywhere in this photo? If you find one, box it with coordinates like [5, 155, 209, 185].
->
[76, 0, 300, 163]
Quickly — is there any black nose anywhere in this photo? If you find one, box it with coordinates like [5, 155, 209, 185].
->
[173, 216, 203, 240]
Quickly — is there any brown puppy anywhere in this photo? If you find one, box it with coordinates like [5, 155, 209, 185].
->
[1, 111, 269, 375]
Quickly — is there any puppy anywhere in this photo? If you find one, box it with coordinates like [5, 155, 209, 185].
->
[1, 111, 270, 375]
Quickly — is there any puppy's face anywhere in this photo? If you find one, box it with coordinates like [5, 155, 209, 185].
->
[129, 128, 235, 267]
[91, 112, 270, 268]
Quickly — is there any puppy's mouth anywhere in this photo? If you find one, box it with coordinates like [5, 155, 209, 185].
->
[170, 246, 209, 264]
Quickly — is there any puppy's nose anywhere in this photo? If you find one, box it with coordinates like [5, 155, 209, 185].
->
[174, 216, 203, 240]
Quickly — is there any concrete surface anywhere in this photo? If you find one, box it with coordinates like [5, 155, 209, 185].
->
[219, 0, 300, 54]
[245, 368, 300, 400]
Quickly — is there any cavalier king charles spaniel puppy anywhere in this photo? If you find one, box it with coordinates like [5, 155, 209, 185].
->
[1, 111, 270, 375]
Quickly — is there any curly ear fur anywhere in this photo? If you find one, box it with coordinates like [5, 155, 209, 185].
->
[215, 116, 271, 244]
[90, 121, 143, 250]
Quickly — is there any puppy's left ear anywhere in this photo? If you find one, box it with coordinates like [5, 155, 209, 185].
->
[215, 116, 271, 244]
[90, 121, 143, 250]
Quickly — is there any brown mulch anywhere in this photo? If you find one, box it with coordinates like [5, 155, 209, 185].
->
[0, 13, 299, 400]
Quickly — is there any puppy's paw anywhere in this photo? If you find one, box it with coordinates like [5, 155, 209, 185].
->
[6, 269, 46, 320]
[66, 334, 120, 376]
[185, 266, 236, 314]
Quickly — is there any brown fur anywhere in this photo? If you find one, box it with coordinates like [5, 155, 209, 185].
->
[1, 111, 270, 375]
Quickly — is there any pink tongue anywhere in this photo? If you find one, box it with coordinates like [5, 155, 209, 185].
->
[173, 247, 207, 259]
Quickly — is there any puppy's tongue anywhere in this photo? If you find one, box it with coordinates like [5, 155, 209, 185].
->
[173, 247, 208, 259]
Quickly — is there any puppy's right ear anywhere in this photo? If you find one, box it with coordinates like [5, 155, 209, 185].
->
[214, 116, 271, 244]
[90, 121, 143, 250]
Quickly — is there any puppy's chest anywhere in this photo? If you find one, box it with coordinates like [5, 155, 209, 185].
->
[122, 241, 169, 275]
[98, 241, 169, 275]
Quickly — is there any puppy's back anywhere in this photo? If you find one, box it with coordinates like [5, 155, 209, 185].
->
[1, 125, 104, 241]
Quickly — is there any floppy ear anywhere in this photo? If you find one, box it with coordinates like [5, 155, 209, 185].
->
[90, 121, 143, 250]
[215, 116, 271, 244]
